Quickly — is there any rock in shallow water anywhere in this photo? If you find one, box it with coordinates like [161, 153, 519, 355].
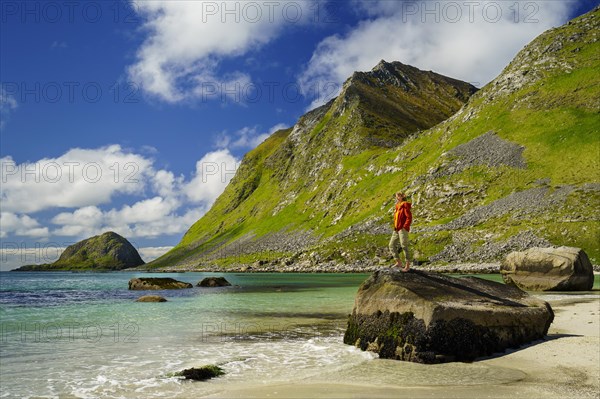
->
[135, 295, 167, 302]
[344, 270, 553, 363]
[128, 277, 192, 290]
[501, 246, 594, 291]
[197, 277, 232, 287]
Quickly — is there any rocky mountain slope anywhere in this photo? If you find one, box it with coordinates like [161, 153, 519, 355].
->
[150, 8, 599, 270]
[14, 232, 145, 271]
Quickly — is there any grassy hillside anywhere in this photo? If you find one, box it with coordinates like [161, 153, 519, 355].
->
[150, 8, 599, 270]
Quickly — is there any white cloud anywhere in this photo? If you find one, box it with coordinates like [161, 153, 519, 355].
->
[1, 144, 244, 241]
[0, 212, 49, 238]
[109, 196, 179, 224]
[0, 145, 152, 213]
[128, 1, 314, 102]
[51, 204, 206, 239]
[50, 40, 67, 49]
[45, 149, 235, 239]
[51, 206, 105, 237]
[299, 0, 575, 108]
[184, 149, 239, 205]
[0, 87, 18, 129]
[138, 246, 174, 262]
[152, 169, 181, 197]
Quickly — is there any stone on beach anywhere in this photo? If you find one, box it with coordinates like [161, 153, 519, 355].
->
[501, 246, 594, 291]
[176, 365, 225, 381]
[197, 277, 232, 287]
[128, 277, 192, 290]
[135, 295, 167, 302]
[344, 270, 554, 363]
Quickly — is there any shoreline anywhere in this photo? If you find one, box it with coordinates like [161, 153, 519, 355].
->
[145, 263, 600, 275]
[2, 269, 598, 398]
[145, 262, 504, 274]
[9, 262, 600, 274]
[207, 295, 600, 399]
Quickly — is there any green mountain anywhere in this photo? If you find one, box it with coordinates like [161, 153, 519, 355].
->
[151, 8, 600, 270]
[14, 232, 145, 271]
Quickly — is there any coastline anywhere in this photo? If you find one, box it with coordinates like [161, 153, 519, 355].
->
[11, 261, 600, 274]
[143, 262, 600, 274]
[2, 269, 598, 398]
[206, 295, 600, 399]
[143, 262, 504, 274]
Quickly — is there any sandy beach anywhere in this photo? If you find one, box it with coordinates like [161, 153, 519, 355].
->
[208, 295, 600, 399]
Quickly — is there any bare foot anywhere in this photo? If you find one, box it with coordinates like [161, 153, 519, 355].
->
[401, 267, 410, 273]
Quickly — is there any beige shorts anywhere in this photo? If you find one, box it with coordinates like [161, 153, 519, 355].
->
[389, 229, 411, 262]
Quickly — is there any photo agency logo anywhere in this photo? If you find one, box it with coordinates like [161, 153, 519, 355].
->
[189, 240, 283, 265]
[0, 79, 341, 105]
[0, 321, 140, 344]
[393, 1, 541, 23]
[1, 241, 67, 264]
[0, 1, 339, 24]
[199, 321, 333, 342]
[0, 81, 141, 104]
[1, 159, 141, 184]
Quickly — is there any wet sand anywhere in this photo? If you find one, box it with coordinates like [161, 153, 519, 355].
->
[208, 296, 600, 399]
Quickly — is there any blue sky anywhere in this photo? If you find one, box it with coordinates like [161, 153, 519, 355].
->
[1, 0, 597, 269]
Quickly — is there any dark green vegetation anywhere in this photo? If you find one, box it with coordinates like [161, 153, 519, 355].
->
[175, 365, 225, 381]
[151, 9, 599, 270]
[14, 232, 144, 271]
[344, 310, 503, 363]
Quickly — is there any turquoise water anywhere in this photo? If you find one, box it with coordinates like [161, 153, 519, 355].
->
[0, 272, 372, 398]
[1, 272, 598, 398]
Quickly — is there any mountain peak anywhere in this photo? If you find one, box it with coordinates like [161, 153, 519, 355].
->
[372, 59, 400, 71]
[148, 60, 480, 269]
[328, 60, 478, 149]
[148, 7, 598, 270]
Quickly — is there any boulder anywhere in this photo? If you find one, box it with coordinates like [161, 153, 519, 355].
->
[128, 277, 192, 290]
[135, 295, 167, 302]
[197, 277, 232, 287]
[344, 270, 553, 363]
[501, 247, 594, 291]
[175, 365, 224, 381]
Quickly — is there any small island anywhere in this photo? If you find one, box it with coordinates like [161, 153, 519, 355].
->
[12, 231, 145, 272]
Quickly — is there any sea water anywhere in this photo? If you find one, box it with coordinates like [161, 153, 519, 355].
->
[0, 272, 374, 398]
[0, 272, 598, 398]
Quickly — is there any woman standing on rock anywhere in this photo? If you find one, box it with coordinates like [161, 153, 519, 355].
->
[389, 192, 413, 272]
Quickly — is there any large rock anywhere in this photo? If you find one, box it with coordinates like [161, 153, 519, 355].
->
[501, 247, 594, 291]
[197, 277, 232, 287]
[344, 270, 553, 363]
[128, 278, 192, 290]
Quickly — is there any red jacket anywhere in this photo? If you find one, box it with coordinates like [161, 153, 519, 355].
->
[394, 201, 412, 232]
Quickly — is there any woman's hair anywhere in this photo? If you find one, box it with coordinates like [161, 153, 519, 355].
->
[396, 192, 406, 200]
